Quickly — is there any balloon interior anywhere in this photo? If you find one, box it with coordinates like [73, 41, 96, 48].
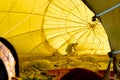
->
[1, 0, 118, 79]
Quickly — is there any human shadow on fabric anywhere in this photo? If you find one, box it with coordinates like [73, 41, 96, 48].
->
[0, 37, 19, 77]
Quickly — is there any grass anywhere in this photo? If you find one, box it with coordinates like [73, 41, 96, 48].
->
[18, 53, 111, 70]
[18, 53, 112, 79]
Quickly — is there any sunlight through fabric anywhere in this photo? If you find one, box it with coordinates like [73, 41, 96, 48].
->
[0, 0, 110, 56]
[83, 0, 120, 79]
[0, 0, 55, 55]
[43, 0, 110, 55]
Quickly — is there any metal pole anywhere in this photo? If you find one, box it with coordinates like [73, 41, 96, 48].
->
[96, 4, 120, 17]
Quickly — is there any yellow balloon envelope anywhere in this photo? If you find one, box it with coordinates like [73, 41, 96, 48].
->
[83, 0, 120, 51]
[0, 0, 110, 56]
[0, 0, 56, 56]
[83, 0, 120, 79]
[42, 0, 110, 55]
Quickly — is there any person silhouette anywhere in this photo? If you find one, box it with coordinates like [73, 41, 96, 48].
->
[0, 59, 8, 80]
[0, 37, 19, 79]
[60, 68, 102, 80]
[65, 43, 78, 55]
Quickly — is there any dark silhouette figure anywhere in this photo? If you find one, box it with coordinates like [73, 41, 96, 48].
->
[0, 37, 19, 77]
[60, 68, 102, 80]
[66, 43, 78, 54]
[0, 59, 8, 80]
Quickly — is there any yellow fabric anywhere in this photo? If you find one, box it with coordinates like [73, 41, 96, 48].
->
[0, 0, 55, 55]
[0, 0, 110, 55]
[85, 0, 120, 51]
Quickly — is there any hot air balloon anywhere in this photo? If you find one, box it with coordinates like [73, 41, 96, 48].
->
[0, 0, 55, 56]
[0, 0, 111, 79]
[0, 0, 110, 55]
[83, 0, 120, 79]
[43, 0, 110, 55]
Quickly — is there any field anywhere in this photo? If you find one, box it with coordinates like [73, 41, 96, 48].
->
[18, 53, 113, 80]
